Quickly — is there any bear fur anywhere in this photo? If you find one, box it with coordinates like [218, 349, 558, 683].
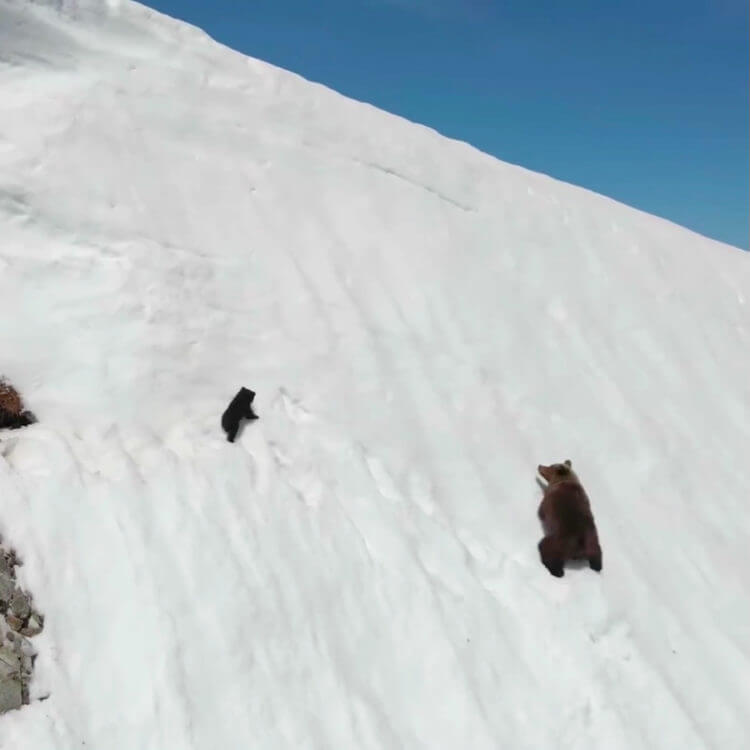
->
[0, 379, 36, 431]
[221, 387, 258, 443]
[536, 460, 602, 577]
[0, 410, 36, 430]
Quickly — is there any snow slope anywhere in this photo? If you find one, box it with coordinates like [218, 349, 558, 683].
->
[0, 1, 748, 747]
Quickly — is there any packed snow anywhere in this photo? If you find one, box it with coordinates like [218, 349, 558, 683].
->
[0, 1, 748, 748]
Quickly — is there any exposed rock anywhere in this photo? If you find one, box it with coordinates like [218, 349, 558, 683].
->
[0, 383, 43, 713]
[0, 646, 22, 712]
[0, 576, 14, 606]
[5, 614, 23, 633]
[0, 648, 19, 673]
[20, 614, 44, 638]
[9, 591, 31, 621]
[0, 541, 43, 714]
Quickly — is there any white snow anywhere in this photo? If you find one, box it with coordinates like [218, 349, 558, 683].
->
[0, 1, 749, 748]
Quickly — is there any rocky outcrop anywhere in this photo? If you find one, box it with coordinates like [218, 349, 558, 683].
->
[0, 547, 43, 712]
[0, 379, 44, 713]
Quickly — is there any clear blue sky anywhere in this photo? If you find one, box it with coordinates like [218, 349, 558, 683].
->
[146, 0, 748, 249]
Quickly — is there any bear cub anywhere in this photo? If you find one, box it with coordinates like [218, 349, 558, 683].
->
[221, 387, 259, 443]
[537, 460, 602, 578]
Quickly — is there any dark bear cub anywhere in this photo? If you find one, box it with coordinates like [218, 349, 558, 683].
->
[221, 387, 258, 443]
[536, 460, 602, 578]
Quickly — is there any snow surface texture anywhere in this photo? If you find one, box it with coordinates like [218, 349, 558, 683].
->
[1, 1, 749, 747]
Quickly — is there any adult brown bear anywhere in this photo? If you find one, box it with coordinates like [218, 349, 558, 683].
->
[0, 379, 35, 430]
[537, 460, 602, 577]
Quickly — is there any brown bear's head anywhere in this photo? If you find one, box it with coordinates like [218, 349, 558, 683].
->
[538, 459, 578, 485]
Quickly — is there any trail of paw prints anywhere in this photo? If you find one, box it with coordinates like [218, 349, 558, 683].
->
[276, 387, 314, 425]
[361, 450, 402, 505]
[268, 438, 323, 509]
[406, 470, 436, 517]
[557, 698, 598, 750]
[357, 453, 504, 598]
[404, 466, 512, 588]
[557, 620, 636, 749]
[355, 447, 431, 513]
[60, 423, 166, 484]
[165, 413, 231, 457]
[262, 387, 337, 508]
[233, 422, 274, 496]
[588, 618, 634, 662]
[0, 425, 82, 483]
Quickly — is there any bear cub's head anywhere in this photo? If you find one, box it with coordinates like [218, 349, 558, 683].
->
[538, 459, 579, 486]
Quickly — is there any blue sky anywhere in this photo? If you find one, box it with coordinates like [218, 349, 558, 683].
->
[146, 0, 748, 249]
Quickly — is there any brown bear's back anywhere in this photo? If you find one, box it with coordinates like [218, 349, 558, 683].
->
[0, 381, 23, 415]
[541, 481, 594, 537]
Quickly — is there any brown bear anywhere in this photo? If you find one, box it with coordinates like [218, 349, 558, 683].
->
[536, 460, 602, 577]
[0, 379, 35, 430]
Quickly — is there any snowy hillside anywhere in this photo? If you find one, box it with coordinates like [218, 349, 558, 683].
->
[1, 0, 749, 747]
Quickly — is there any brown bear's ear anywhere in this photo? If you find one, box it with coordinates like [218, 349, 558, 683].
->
[564, 459, 572, 467]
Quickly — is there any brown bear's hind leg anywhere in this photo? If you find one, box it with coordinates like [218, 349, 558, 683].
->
[538, 536, 564, 578]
